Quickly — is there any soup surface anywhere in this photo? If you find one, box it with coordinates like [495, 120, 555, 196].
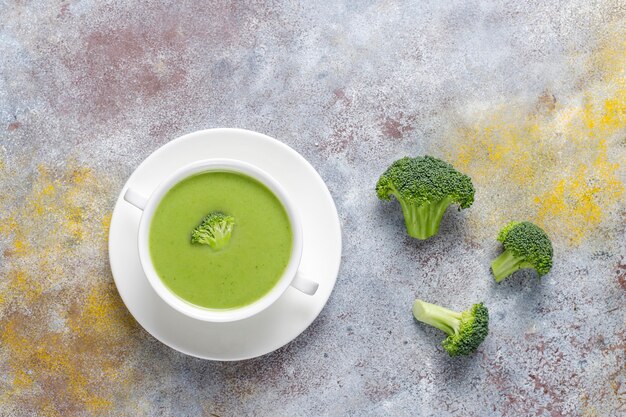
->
[149, 171, 292, 309]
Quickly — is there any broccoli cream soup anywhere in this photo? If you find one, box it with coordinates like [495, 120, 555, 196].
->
[149, 171, 292, 309]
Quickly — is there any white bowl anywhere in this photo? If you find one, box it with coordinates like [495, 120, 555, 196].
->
[123, 158, 318, 322]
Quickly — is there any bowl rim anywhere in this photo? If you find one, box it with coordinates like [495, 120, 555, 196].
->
[136, 158, 303, 322]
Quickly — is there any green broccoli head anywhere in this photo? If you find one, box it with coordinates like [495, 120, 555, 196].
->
[491, 221, 553, 282]
[376, 156, 475, 240]
[412, 300, 489, 357]
[191, 212, 235, 251]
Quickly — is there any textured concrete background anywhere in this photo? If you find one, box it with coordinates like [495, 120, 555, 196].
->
[1, 1, 625, 416]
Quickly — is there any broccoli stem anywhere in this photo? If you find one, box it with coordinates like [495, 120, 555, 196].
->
[491, 250, 527, 282]
[397, 196, 453, 240]
[412, 300, 461, 336]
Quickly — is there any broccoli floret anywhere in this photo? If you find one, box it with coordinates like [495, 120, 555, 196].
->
[491, 221, 553, 282]
[376, 156, 475, 240]
[412, 300, 489, 356]
[191, 212, 235, 251]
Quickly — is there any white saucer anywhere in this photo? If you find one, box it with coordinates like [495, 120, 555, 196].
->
[108, 129, 342, 360]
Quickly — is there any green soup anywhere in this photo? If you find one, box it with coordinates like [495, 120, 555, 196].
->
[149, 171, 292, 309]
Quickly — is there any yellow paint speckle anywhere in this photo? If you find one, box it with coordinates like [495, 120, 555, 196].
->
[12, 238, 26, 254]
[8, 270, 43, 300]
[101, 212, 112, 235]
[440, 29, 625, 245]
[43, 184, 55, 195]
[0, 159, 139, 415]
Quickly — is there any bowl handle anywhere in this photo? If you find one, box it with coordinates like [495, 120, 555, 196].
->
[124, 188, 148, 210]
[291, 272, 319, 296]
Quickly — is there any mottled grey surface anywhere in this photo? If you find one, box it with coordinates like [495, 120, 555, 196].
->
[1, 1, 625, 416]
